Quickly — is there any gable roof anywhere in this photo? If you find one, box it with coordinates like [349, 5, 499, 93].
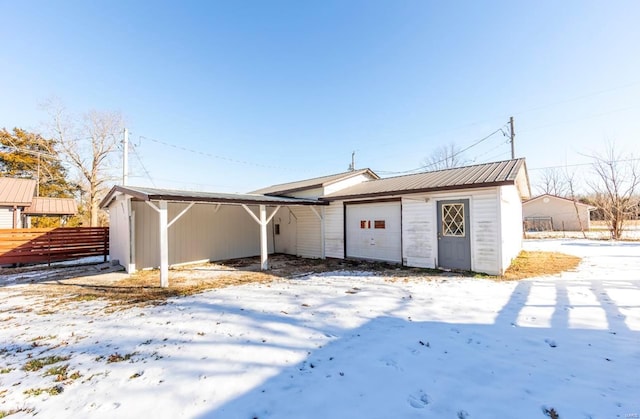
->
[323, 159, 530, 200]
[100, 185, 327, 209]
[0, 177, 36, 206]
[523, 194, 597, 209]
[251, 168, 379, 196]
[23, 197, 78, 215]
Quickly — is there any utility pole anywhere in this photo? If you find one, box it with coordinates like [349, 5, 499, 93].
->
[509, 116, 515, 159]
[123, 128, 129, 186]
[349, 151, 356, 171]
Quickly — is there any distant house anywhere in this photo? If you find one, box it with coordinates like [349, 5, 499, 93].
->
[102, 159, 531, 283]
[523, 194, 595, 231]
[0, 177, 78, 228]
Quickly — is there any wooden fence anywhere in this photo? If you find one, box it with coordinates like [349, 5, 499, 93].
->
[0, 227, 109, 266]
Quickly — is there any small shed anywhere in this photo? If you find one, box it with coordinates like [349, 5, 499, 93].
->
[523, 194, 595, 231]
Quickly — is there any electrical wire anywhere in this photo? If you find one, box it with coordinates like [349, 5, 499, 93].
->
[130, 143, 156, 187]
[374, 124, 510, 175]
[139, 135, 296, 171]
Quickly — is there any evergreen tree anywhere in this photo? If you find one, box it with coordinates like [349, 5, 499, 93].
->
[0, 127, 78, 198]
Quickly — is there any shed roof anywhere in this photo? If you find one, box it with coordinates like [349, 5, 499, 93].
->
[251, 168, 379, 196]
[523, 194, 597, 209]
[0, 177, 36, 206]
[23, 197, 78, 215]
[323, 159, 530, 200]
[100, 185, 327, 208]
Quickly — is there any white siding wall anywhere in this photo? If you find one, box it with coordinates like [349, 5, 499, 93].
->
[469, 188, 501, 275]
[402, 188, 502, 274]
[500, 185, 524, 273]
[324, 202, 344, 259]
[289, 206, 322, 258]
[402, 197, 436, 268]
[0, 207, 14, 229]
[108, 196, 131, 271]
[324, 173, 374, 195]
[132, 202, 275, 270]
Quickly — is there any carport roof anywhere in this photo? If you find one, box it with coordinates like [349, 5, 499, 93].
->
[100, 185, 327, 208]
[322, 158, 531, 200]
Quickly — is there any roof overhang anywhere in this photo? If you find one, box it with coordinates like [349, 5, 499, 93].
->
[321, 180, 518, 201]
[100, 185, 328, 209]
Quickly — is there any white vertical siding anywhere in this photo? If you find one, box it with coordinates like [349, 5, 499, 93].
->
[324, 173, 374, 195]
[289, 206, 322, 258]
[0, 207, 14, 229]
[469, 189, 500, 275]
[402, 197, 436, 268]
[324, 202, 344, 259]
[500, 185, 524, 272]
[108, 196, 131, 271]
[131, 202, 276, 270]
[399, 188, 501, 274]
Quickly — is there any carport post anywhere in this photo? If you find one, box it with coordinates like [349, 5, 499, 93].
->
[158, 200, 169, 288]
[260, 205, 268, 270]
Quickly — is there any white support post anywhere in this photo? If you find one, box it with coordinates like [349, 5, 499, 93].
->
[259, 205, 268, 270]
[241, 204, 281, 271]
[158, 201, 169, 287]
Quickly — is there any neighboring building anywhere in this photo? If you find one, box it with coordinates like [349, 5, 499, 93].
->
[523, 194, 595, 231]
[101, 159, 531, 283]
[0, 177, 78, 228]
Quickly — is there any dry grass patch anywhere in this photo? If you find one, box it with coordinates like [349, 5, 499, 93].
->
[502, 251, 581, 280]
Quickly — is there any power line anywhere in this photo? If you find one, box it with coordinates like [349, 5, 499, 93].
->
[528, 157, 640, 172]
[375, 124, 509, 175]
[139, 135, 296, 171]
[130, 143, 156, 187]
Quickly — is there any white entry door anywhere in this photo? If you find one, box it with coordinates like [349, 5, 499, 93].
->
[345, 201, 402, 263]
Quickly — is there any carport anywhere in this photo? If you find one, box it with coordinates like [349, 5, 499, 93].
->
[100, 186, 327, 287]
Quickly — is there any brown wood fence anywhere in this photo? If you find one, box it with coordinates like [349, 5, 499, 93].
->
[0, 227, 109, 266]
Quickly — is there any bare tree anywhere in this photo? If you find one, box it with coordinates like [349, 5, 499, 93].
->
[422, 143, 467, 172]
[536, 168, 569, 197]
[44, 101, 124, 227]
[587, 141, 640, 239]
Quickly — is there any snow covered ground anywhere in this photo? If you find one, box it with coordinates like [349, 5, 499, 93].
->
[1, 239, 639, 418]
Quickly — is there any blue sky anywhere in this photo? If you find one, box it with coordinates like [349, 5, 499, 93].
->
[1, 1, 639, 193]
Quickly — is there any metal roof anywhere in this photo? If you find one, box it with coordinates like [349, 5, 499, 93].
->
[100, 185, 327, 208]
[251, 168, 379, 196]
[323, 159, 529, 200]
[23, 197, 78, 215]
[0, 177, 36, 206]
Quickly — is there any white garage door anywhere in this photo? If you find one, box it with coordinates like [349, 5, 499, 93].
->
[346, 201, 401, 263]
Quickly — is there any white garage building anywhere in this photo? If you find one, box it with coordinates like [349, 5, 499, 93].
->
[102, 159, 530, 286]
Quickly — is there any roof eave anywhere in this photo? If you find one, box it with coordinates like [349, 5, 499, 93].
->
[321, 180, 515, 201]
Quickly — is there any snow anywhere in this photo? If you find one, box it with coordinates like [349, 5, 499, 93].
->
[1, 239, 639, 418]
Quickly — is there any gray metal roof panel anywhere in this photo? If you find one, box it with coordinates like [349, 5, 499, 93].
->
[100, 185, 326, 208]
[323, 159, 526, 200]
